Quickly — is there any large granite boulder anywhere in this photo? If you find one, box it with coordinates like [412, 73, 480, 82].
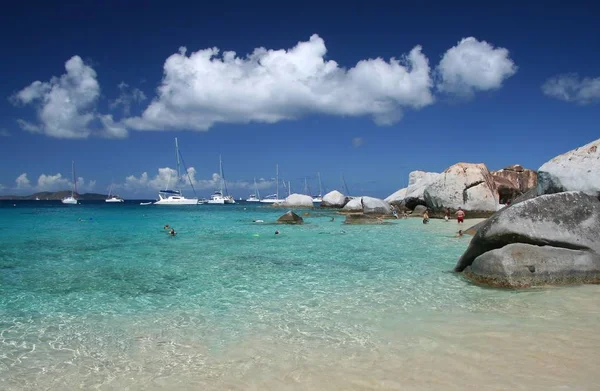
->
[321, 190, 348, 208]
[537, 138, 600, 198]
[455, 191, 600, 287]
[464, 243, 600, 288]
[424, 163, 498, 217]
[342, 196, 391, 215]
[403, 171, 440, 209]
[384, 187, 407, 204]
[492, 164, 537, 199]
[277, 211, 304, 224]
[281, 193, 314, 208]
[410, 204, 428, 217]
[492, 176, 520, 205]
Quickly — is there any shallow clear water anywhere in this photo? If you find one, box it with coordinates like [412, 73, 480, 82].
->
[1, 201, 599, 390]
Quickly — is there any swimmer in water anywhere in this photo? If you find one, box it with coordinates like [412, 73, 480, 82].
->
[456, 230, 463, 237]
[330, 217, 335, 222]
[164, 224, 170, 230]
[275, 230, 280, 236]
[169, 228, 176, 236]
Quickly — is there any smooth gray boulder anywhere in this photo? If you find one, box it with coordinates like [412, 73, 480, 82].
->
[464, 243, 600, 288]
[455, 191, 600, 273]
[277, 211, 304, 224]
[342, 196, 391, 215]
[403, 171, 439, 209]
[538, 137, 600, 198]
[384, 187, 407, 204]
[424, 162, 498, 216]
[410, 204, 428, 217]
[281, 193, 314, 208]
[321, 190, 348, 208]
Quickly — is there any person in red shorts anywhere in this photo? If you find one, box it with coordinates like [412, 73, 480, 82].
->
[456, 207, 465, 223]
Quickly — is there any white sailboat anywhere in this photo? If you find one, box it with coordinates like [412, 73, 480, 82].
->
[246, 178, 261, 202]
[260, 164, 285, 203]
[207, 155, 235, 204]
[105, 185, 124, 203]
[312, 172, 323, 203]
[61, 161, 78, 205]
[154, 138, 199, 205]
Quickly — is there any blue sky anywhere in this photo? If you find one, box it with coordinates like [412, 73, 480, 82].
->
[1, 0, 599, 198]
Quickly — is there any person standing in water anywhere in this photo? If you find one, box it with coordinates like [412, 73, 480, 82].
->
[456, 207, 465, 224]
[423, 210, 430, 224]
[444, 208, 450, 222]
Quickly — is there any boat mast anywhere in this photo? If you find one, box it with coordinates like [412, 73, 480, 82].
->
[254, 177, 260, 199]
[72, 160, 77, 197]
[276, 164, 279, 200]
[219, 155, 224, 195]
[304, 178, 308, 195]
[318, 172, 322, 196]
[175, 137, 181, 192]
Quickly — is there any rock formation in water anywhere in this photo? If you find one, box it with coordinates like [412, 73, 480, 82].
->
[281, 193, 314, 208]
[455, 192, 600, 288]
[537, 137, 600, 198]
[277, 211, 304, 224]
[320, 190, 349, 208]
[385, 170, 439, 209]
[342, 196, 391, 215]
[423, 163, 498, 217]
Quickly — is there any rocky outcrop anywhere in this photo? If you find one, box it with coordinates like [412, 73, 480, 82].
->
[281, 193, 314, 208]
[342, 196, 391, 215]
[492, 164, 537, 204]
[320, 190, 349, 208]
[410, 205, 428, 217]
[537, 138, 600, 198]
[384, 187, 407, 204]
[403, 171, 440, 209]
[455, 191, 600, 287]
[277, 211, 304, 224]
[464, 243, 600, 288]
[423, 163, 498, 217]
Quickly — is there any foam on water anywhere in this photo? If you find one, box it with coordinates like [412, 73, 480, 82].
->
[1, 202, 599, 390]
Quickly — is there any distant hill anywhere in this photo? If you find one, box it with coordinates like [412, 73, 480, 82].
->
[0, 191, 108, 200]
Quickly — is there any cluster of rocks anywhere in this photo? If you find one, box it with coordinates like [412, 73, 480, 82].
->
[385, 162, 538, 218]
[455, 137, 600, 288]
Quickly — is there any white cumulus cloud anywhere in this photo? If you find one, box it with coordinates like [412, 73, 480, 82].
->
[541, 74, 600, 104]
[125, 34, 435, 131]
[13, 172, 95, 192]
[436, 37, 517, 97]
[15, 173, 32, 189]
[12, 56, 127, 139]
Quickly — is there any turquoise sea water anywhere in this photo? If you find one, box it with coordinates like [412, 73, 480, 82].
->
[1, 201, 599, 390]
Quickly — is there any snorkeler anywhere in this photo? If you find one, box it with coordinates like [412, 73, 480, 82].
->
[164, 224, 170, 230]
[169, 228, 176, 236]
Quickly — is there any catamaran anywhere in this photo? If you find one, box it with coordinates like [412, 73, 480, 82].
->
[207, 155, 235, 204]
[246, 178, 261, 202]
[61, 161, 78, 205]
[154, 138, 199, 205]
[260, 164, 285, 203]
[105, 185, 124, 203]
[312, 172, 323, 203]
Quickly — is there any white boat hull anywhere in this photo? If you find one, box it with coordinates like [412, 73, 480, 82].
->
[154, 197, 199, 205]
[246, 198, 261, 202]
[105, 198, 124, 203]
[62, 197, 78, 205]
[207, 198, 225, 204]
[260, 199, 285, 203]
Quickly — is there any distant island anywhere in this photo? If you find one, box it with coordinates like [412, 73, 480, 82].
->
[0, 191, 108, 201]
